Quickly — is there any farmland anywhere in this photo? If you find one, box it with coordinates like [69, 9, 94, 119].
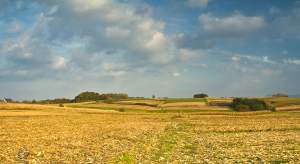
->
[0, 98, 300, 163]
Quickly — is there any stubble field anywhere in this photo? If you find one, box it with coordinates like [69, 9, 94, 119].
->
[0, 102, 299, 163]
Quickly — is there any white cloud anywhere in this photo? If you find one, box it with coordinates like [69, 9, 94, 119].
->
[284, 59, 300, 65]
[105, 26, 131, 39]
[72, 0, 111, 12]
[199, 13, 266, 37]
[47, 5, 59, 15]
[231, 56, 241, 62]
[187, 0, 210, 8]
[232, 55, 276, 64]
[103, 63, 127, 78]
[262, 56, 274, 64]
[52, 56, 67, 70]
[172, 72, 181, 77]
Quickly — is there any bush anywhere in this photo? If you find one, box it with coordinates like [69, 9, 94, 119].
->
[266, 103, 276, 112]
[193, 93, 208, 98]
[59, 104, 64, 107]
[235, 104, 250, 111]
[250, 103, 266, 110]
[232, 98, 270, 111]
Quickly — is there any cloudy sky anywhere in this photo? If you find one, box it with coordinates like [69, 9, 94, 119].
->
[1, 0, 300, 99]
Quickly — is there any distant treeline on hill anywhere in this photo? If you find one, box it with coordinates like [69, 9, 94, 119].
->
[272, 93, 289, 97]
[74, 92, 128, 103]
[13, 92, 129, 104]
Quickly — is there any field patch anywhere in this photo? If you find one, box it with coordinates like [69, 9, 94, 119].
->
[263, 97, 300, 107]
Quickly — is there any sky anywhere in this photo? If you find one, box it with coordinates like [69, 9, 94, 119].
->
[0, 0, 300, 100]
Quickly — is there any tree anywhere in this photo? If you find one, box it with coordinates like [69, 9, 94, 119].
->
[193, 93, 208, 98]
[231, 98, 270, 111]
[74, 91, 101, 102]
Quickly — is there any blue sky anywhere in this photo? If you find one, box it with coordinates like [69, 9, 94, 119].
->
[0, 0, 300, 100]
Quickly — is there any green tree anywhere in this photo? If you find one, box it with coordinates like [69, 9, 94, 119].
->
[74, 91, 101, 102]
[193, 93, 208, 98]
[231, 98, 269, 111]
[99, 93, 128, 100]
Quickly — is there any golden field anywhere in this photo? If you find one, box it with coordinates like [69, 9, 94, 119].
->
[0, 101, 300, 163]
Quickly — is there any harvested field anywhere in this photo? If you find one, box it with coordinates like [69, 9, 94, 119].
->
[0, 103, 299, 163]
[66, 102, 159, 111]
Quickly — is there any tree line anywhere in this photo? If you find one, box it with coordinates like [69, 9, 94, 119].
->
[2, 92, 129, 104]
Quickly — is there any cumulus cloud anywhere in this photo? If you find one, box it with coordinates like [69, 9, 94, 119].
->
[199, 13, 266, 37]
[0, 0, 188, 82]
[0, 12, 70, 80]
[175, 13, 266, 50]
[33, 0, 175, 64]
[1, 14, 48, 58]
[102, 63, 128, 78]
[1, 0, 299, 98]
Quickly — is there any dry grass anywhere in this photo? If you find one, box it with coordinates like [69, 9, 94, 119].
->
[67, 102, 159, 111]
[0, 103, 299, 163]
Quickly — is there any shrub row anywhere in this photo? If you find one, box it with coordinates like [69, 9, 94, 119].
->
[231, 98, 275, 112]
